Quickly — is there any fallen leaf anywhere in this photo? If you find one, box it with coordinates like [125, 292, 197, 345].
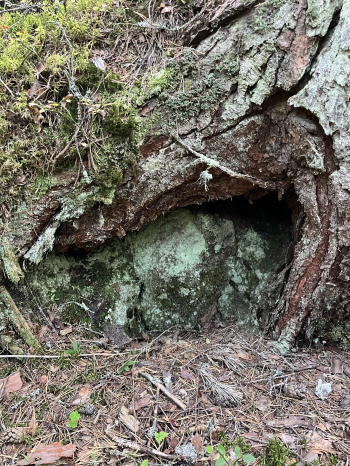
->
[191, 433, 203, 453]
[181, 370, 195, 381]
[0, 373, 23, 397]
[165, 417, 178, 427]
[133, 394, 151, 411]
[28, 409, 38, 436]
[60, 326, 73, 336]
[35, 62, 46, 74]
[39, 375, 47, 386]
[168, 436, 180, 449]
[236, 352, 250, 361]
[304, 431, 335, 454]
[72, 386, 92, 405]
[25, 80, 41, 98]
[298, 452, 319, 465]
[255, 396, 271, 412]
[120, 405, 139, 433]
[39, 326, 49, 338]
[16, 442, 76, 465]
[47, 310, 55, 322]
[278, 433, 297, 445]
[15, 174, 28, 186]
[266, 416, 314, 429]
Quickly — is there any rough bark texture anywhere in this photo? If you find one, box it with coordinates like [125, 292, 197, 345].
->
[1, 0, 350, 350]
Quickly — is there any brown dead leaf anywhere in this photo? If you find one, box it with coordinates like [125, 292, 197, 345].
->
[266, 416, 314, 429]
[139, 104, 153, 117]
[305, 431, 335, 454]
[39, 375, 47, 386]
[16, 442, 76, 465]
[278, 433, 297, 445]
[191, 433, 203, 453]
[72, 386, 92, 405]
[120, 405, 139, 433]
[0, 372, 23, 397]
[35, 62, 46, 74]
[60, 326, 73, 336]
[38, 326, 49, 339]
[236, 352, 250, 361]
[25, 80, 41, 98]
[255, 396, 271, 412]
[28, 409, 38, 436]
[168, 436, 180, 449]
[133, 394, 152, 411]
[181, 370, 195, 381]
[15, 174, 28, 186]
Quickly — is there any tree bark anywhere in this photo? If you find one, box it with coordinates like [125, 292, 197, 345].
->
[1, 0, 350, 349]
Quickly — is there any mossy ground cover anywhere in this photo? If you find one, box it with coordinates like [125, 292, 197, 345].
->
[0, 0, 197, 205]
[0, 0, 290, 207]
[0, 325, 348, 464]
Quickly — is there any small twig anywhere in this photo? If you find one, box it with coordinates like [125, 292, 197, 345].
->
[108, 434, 177, 460]
[0, 286, 40, 350]
[0, 353, 117, 359]
[173, 133, 280, 190]
[138, 370, 187, 410]
[151, 386, 160, 432]
[0, 76, 14, 97]
[51, 126, 79, 163]
[135, 8, 204, 32]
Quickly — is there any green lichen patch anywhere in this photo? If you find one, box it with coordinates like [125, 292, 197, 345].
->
[19, 198, 292, 333]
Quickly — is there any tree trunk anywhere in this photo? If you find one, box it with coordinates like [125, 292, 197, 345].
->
[1, 0, 349, 350]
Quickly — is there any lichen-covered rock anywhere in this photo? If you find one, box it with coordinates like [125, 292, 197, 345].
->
[18, 200, 291, 332]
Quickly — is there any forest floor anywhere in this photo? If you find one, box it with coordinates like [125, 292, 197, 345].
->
[0, 322, 350, 466]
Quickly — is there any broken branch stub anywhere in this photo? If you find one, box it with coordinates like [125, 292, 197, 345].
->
[0, 286, 40, 351]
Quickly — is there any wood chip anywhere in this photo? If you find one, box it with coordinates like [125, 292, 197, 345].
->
[266, 416, 314, 429]
[330, 356, 343, 374]
[120, 405, 140, 433]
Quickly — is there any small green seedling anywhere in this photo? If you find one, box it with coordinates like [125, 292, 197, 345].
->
[64, 341, 80, 356]
[207, 443, 255, 466]
[234, 446, 255, 465]
[154, 431, 169, 445]
[67, 410, 81, 428]
[117, 360, 135, 374]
